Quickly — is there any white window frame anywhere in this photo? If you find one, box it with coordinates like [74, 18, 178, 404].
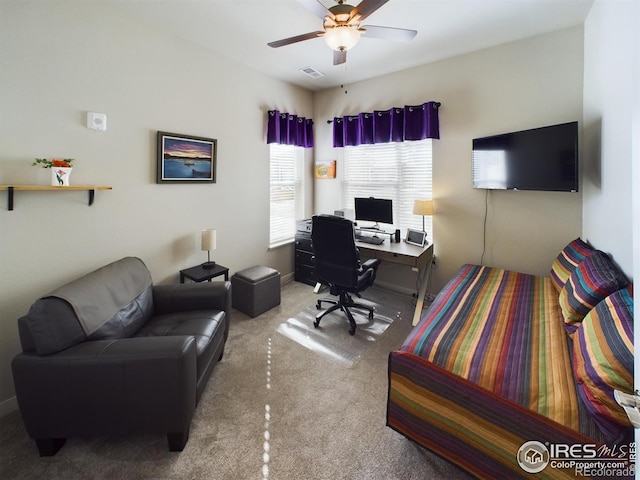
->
[341, 139, 433, 239]
[269, 144, 305, 248]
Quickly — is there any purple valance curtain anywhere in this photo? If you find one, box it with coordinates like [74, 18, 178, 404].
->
[267, 110, 314, 148]
[332, 101, 440, 147]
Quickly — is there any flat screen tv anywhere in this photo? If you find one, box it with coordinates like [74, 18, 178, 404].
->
[472, 121, 579, 192]
[354, 197, 393, 226]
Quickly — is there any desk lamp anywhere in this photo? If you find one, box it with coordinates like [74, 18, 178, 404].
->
[201, 229, 217, 269]
[413, 200, 434, 233]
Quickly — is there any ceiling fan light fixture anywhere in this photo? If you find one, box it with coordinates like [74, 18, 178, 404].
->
[268, 0, 417, 66]
[323, 24, 361, 51]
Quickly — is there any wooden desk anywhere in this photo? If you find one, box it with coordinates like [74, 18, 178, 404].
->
[356, 240, 434, 326]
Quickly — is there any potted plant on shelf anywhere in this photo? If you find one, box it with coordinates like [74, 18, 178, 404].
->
[32, 158, 75, 186]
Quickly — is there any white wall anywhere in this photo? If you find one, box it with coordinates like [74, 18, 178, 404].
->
[582, 0, 639, 455]
[314, 27, 585, 294]
[0, 1, 313, 413]
[582, 0, 637, 279]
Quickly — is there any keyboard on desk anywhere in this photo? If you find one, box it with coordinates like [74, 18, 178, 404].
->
[355, 234, 385, 245]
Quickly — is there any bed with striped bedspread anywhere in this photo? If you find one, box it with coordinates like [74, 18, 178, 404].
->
[387, 264, 609, 479]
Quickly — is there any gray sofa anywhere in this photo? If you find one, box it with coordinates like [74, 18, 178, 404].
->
[11, 257, 230, 456]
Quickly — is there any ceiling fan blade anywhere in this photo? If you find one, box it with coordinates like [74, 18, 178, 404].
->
[360, 25, 417, 42]
[333, 49, 347, 65]
[297, 0, 332, 20]
[268, 31, 324, 48]
[350, 0, 389, 22]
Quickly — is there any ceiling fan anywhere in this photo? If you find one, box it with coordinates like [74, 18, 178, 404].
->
[267, 0, 417, 66]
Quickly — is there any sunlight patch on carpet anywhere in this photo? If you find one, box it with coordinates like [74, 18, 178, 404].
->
[276, 295, 399, 367]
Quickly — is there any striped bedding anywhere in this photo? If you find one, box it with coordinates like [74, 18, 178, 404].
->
[387, 264, 610, 479]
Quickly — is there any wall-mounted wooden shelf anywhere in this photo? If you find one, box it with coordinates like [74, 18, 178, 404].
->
[0, 185, 112, 211]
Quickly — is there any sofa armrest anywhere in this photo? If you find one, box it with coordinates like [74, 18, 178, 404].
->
[11, 336, 197, 439]
[153, 281, 231, 316]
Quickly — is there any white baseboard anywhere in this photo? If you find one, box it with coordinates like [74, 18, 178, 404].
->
[280, 272, 294, 285]
[0, 396, 18, 418]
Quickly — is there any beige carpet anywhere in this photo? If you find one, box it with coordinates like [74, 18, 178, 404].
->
[276, 293, 396, 367]
[0, 281, 473, 480]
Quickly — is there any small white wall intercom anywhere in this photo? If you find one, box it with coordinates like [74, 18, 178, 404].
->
[87, 112, 107, 131]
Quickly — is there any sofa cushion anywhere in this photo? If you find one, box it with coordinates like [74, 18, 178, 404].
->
[135, 310, 226, 380]
[47, 257, 152, 336]
[87, 287, 154, 341]
[559, 251, 629, 334]
[550, 238, 595, 293]
[22, 297, 86, 355]
[572, 286, 634, 441]
[22, 257, 155, 355]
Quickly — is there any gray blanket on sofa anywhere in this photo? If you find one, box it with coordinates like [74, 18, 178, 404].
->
[45, 257, 152, 336]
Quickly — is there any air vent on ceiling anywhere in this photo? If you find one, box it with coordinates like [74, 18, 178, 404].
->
[299, 66, 325, 79]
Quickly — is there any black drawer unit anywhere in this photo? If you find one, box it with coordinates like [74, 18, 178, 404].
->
[294, 219, 317, 286]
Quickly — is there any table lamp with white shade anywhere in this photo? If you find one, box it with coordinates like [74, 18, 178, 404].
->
[201, 229, 217, 269]
[413, 199, 434, 233]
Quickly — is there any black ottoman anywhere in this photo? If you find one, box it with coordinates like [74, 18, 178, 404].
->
[231, 266, 281, 318]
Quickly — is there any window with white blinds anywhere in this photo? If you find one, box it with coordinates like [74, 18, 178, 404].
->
[269, 144, 304, 248]
[342, 139, 433, 238]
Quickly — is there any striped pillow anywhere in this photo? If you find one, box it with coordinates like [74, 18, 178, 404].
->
[559, 251, 629, 334]
[550, 238, 595, 293]
[573, 286, 634, 441]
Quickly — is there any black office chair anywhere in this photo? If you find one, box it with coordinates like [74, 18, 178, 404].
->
[311, 215, 381, 335]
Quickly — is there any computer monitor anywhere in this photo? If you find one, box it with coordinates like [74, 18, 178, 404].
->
[354, 197, 393, 227]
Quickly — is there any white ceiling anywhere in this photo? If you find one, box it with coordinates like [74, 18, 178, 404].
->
[109, 0, 594, 91]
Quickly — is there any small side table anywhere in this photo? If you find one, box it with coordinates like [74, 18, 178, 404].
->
[180, 263, 229, 283]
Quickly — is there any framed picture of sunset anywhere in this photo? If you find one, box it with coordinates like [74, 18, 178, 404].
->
[157, 131, 217, 183]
